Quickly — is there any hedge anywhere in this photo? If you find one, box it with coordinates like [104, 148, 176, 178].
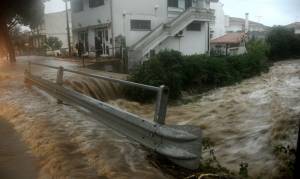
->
[125, 40, 269, 102]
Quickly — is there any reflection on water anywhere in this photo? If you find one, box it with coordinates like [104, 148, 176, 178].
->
[0, 57, 300, 178]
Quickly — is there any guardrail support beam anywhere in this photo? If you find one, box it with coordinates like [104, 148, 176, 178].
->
[154, 85, 169, 125]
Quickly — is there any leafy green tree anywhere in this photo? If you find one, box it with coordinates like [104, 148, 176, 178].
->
[45, 37, 63, 51]
[0, 0, 46, 62]
[266, 26, 300, 59]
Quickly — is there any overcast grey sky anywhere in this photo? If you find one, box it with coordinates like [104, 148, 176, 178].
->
[45, 0, 300, 26]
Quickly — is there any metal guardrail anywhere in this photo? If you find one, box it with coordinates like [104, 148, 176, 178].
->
[24, 61, 203, 170]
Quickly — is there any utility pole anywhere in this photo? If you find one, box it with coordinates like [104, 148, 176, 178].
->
[65, 0, 72, 56]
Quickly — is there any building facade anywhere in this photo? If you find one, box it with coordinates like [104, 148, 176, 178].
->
[286, 22, 300, 34]
[44, 10, 72, 50]
[225, 16, 269, 33]
[71, 0, 217, 69]
[209, 2, 270, 41]
[209, 1, 226, 39]
[31, 10, 72, 53]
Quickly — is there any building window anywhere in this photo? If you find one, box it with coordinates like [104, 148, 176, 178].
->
[89, 0, 104, 8]
[185, 0, 192, 9]
[71, 0, 84, 12]
[168, 0, 178, 8]
[130, 20, 151, 31]
[187, 21, 202, 31]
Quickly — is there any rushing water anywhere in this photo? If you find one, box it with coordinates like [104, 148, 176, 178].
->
[0, 56, 300, 178]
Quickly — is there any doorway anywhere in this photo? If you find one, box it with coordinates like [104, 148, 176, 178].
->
[78, 31, 89, 53]
[95, 28, 110, 57]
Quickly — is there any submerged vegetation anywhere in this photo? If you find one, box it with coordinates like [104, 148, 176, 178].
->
[126, 40, 269, 102]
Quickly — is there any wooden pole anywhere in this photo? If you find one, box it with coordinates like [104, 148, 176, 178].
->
[65, 0, 72, 56]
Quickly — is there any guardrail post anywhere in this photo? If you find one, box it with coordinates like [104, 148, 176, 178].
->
[27, 61, 31, 75]
[24, 62, 32, 87]
[154, 85, 169, 125]
[56, 66, 64, 104]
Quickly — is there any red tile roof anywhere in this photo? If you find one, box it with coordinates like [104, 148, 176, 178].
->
[211, 32, 247, 44]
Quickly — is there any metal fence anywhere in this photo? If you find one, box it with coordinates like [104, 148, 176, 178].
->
[25, 61, 203, 170]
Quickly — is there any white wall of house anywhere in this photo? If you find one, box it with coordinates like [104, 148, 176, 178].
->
[113, 0, 167, 46]
[71, 0, 113, 55]
[295, 28, 300, 34]
[71, 0, 213, 62]
[210, 1, 226, 39]
[44, 10, 72, 49]
[155, 22, 208, 55]
[225, 18, 267, 33]
[72, 0, 111, 30]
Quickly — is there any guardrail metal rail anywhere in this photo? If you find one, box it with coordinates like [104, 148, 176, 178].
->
[24, 61, 202, 170]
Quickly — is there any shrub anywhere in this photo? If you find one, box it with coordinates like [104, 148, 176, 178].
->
[45, 36, 63, 51]
[126, 50, 184, 101]
[266, 26, 300, 59]
[126, 44, 269, 102]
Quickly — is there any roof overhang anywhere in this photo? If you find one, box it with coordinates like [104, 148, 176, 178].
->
[72, 23, 111, 32]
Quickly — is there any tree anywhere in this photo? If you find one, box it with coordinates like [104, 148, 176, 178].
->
[266, 26, 300, 59]
[0, 0, 45, 62]
[45, 37, 63, 51]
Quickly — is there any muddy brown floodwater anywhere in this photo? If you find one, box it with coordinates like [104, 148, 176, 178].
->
[0, 118, 39, 179]
[0, 56, 300, 178]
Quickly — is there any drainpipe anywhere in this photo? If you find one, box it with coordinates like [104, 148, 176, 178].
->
[208, 22, 210, 55]
[110, 0, 115, 56]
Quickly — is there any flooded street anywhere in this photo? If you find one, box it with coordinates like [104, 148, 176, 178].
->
[0, 56, 300, 178]
[0, 56, 168, 179]
[0, 118, 39, 179]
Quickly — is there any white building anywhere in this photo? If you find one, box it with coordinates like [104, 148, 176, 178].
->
[286, 22, 300, 34]
[210, 1, 226, 39]
[225, 16, 269, 33]
[71, 0, 217, 69]
[32, 10, 72, 51]
[44, 10, 72, 49]
[209, 2, 269, 41]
